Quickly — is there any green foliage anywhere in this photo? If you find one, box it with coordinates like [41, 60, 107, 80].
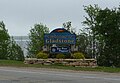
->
[27, 23, 49, 57]
[0, 21, 10, 59]
[64, 53, 71, 59]
[83, 4, 101, 59]
[8, 37, 24, 61]
[56, 54, 65, 59]
[63, 21, 76, 34]
[95, 8, 120, 67]
[36, 52, 48, 59]
[76, 32, 92, 58]
[72, 52, 85, 59]
[0, 21, 24, 61]
[83, 5, 120, 67]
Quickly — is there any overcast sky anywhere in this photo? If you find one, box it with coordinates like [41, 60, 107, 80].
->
[0, 0, 119, 36]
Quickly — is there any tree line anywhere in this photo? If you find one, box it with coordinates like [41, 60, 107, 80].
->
[0, 5, 120, 67]
[83, 5, 120, 67]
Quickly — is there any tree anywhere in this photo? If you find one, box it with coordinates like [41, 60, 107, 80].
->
[83, 5, 101, 58]
[27, 23, 49, 57]
[63, 21, 76, 34]
[8, 37, 24, 61]
[83, 5, 120, 67]
[76, 30, 92, 58]
[0, 21, 24, 60]
[95, 8, 120, 67]
[0, 21, 10, 59]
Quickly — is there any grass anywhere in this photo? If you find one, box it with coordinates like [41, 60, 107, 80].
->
[0, 60, 120, 73]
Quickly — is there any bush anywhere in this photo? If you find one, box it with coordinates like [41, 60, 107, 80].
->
[36, 52, 48, 59]
[72, 52, 85, 59]
[56, 54, 65, 59]
[64, 53, 71, 59]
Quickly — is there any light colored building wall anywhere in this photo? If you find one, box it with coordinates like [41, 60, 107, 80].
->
[12, 36, 29, 56]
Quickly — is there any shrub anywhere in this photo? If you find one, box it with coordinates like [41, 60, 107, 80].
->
[64, 53, 71, 59]
[36, 52, 48, 59]
[72, 52, 85, 59]
[56, 53, 65, 59]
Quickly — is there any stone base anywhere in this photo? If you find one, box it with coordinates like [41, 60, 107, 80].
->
[24, 58, 97, 67]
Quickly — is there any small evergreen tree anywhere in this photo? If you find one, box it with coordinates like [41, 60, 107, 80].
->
[0, 21, 10, 59]
[27, 23, 49, 57]
[8, 37, 24, 61]
[0, 21, 24, 60]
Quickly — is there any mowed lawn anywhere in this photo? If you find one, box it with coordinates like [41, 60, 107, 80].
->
[0, 60, 120, 73]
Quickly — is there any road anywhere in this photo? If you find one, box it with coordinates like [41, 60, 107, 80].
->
[0, 67, 120, 83]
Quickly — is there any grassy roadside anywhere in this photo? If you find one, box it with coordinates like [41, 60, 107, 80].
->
[0, 60, 120, 73]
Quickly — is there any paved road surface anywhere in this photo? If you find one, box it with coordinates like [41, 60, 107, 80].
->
[0, 67, 120, 83]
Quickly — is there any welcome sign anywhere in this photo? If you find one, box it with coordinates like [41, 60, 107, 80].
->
[44, 28, 76, 44]
[44, 34, 76, 44]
